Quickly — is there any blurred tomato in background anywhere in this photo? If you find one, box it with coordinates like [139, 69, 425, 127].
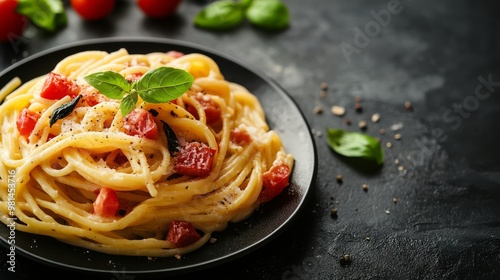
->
[136, 0, 182, 18]
[70, 0, 116, 21]
[0, 0, 28, 42]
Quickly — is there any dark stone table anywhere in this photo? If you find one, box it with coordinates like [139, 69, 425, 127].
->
[1, 0, 499, 279]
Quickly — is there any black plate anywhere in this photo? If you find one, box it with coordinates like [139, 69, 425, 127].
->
[0, 38, 317, 277]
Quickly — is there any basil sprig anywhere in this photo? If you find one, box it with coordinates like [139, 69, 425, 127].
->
[326, 128, 384, 166]
[84, 67, 194, 116]
[16, 0, 67, 32]
[194, 0, 290, 31]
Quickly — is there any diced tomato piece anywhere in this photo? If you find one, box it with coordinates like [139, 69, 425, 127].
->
[174, 142, 216, 177]
[80, 91, 107, 107]
[123, 108, 159, 139]
[40, 72, 80, 100]
[16, 108, 41, 138]
[167, 220, 201, 248]
[93, 188, 120, 217]
[259, 163, 291, 203]
[187, 94, 221, 125]
[230, 128, 252, 146]
[166, 50, 184, 58]
[125, 72, 143, 82]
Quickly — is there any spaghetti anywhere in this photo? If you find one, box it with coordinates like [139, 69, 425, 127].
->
[0, 48, 293, 257]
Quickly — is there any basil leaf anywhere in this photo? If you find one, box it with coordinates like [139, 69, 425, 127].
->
[246, 0, 289, 30]
[241, 0, 253, 9]
[49, 95, 82, 127]
[194, 0, 245, 30]
[326, 128, 384, 166]
[121, 94, 138, 116]
[135, 67, 194, 104]
[16, 0, 67, 32]
[84, 71, 131, 99]
[161, 121, 179, 155]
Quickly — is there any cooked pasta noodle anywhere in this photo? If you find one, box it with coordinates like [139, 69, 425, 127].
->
[0, 48, 293, 257]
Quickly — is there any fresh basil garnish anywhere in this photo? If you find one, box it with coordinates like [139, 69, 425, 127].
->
[84, 67, 194, 116]
[246, 0, 289, 30]
[120, 93, 138, 117]
[16, 0, 67, 32]
[194, 1, 245, 30]
[326, 128, 384, 166]
[135, 67, 194, 103]
[83, 71, 131, 99]
[49, 95, 82, 127]
[161, 120, 179, 155]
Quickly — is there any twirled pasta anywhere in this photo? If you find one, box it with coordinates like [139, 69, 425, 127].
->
[0, 49, 293, 257]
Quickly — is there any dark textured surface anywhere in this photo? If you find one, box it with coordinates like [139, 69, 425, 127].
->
[1, 0, 500, 279]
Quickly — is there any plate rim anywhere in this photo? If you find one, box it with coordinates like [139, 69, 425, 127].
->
[0, 37, 318, 276]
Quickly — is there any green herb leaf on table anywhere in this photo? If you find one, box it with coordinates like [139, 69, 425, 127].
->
[194, 0, 289, 31]
[84, 67, 194, 116]
[246, 0, 289, 30]
[16, 0, 67, 32]
[326, 128, 384, 166]
[194, 0, 245, 30]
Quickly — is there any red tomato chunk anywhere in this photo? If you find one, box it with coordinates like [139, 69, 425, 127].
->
[187, 94, 221, 125]
[259, 163, 291, 203]
[16, 108, 41, 138]
[123, 108, 159, 139]
[230, 128, 252, 146]
[174, 142, 216, 177]
[93, 188, 120, 217]
[40, 72, 80, 100]
[167, 220, 201, 248]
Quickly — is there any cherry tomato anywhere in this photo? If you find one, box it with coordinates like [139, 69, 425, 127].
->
[0, 0, 28, 42]
[16, 108, 41, 138]
[174, 142, 216, 177]
[70, 0, 116, 21]
[40, 72, 80, 100]
[136, 0, 182, 18]
[259, 163, 291, 203]
[123, 108, 159, 139]
[93, 188, 120, 217]
[167, 220, 201, 248]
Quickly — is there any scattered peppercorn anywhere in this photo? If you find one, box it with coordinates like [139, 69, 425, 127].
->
[371, 113, 380, 123]
[362, 184, 368, 191]
[336, 175, 343, 183]
[379, 128, 386, 135]
[404, 101, 413, 111]
[358, 120, 367, 130]
[393, 197, 398, 204]
[394, 133, 401, 140]
[330, 208, 338, 218]
[355, 102, 363, 112]
[339, 254, 352, 266]
[313, 105, 324, 114]
[344, 117, 352, 126]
